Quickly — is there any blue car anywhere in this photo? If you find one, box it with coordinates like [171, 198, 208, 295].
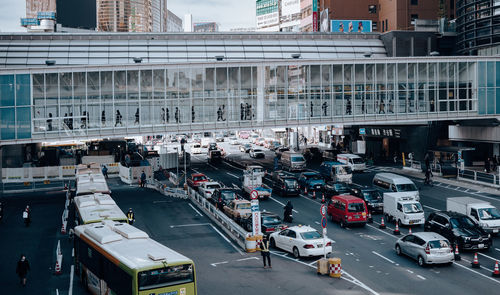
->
[298, 171, 325, 192]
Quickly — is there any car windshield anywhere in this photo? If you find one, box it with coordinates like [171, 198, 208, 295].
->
[193, 176, 207, 181]
[300, 231, 322, 240]
[284, 179, 297, 187]
[237, 203, 251, 210]
[334, 183, 348, 190]
[193, 144, 200, 148]
[450, 216, 476, 229]
[352, 158, 365, 164]
[252, 168, 264, 173]
[253, 149, 262, 152]
[292, 156, 305, 161]
[244, 144, 251, 148]
[402, 203, 423, 213]
[221, 191, 236, 200]
[305, 174, 321, 180]
[428, 240, 450, 249]
[396, 183, 418, 192]
[348, 203, 365, 213]
[478, 208, 500, 220]
[263, 216, 281, 226]
[363, 191, 383, 202]
[207, 184, 221, 189]
[335, 166, 352, 175]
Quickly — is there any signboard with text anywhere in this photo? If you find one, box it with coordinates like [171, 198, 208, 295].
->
[251, 199, 262, 236]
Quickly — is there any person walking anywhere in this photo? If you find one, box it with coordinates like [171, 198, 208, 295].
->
[102, 165, 108, 179]
[260, 235, 271, 269]
[127, 208, 135, 225]
[23, 206, 30, 227]
[283, 200, 293, 223]
[134, 108, 140, 125]
[485, 157, 491, 173]
[424, 168, 433, 186]
[101, 110, 106, 126]
[16, 254, 30, 286]
[492, 155, 498, 172]
[140, 171, 147, 188]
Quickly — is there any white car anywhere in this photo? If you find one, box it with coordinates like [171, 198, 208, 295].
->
[198, 182, 222, 199]
[191, 143, 202, 154]
[229, 137, 239, 145]
[249, 148, 265, 158]
[269, 225, 333, 258]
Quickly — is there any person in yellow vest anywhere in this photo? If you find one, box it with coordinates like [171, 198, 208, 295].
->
[260, 235, 271, 269]
[127, 208, 135, 225]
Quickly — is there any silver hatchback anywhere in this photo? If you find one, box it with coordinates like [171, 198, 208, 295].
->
[395, 232, 454, 267]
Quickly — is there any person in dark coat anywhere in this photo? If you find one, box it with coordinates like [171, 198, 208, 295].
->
[127, 208, 135, 225]
[260, 235, 271, 269]
[485, 157, 491, 173]
[16, 254, 30, 286]
[23, 206, 30, 227]
[140, 171, 147, 188]
[284, 200, 293, 223]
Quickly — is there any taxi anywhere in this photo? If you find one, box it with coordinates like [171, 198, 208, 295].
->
[269, 225, 333, 258]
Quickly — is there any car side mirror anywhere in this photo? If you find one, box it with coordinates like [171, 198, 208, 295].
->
[445, 223, 450, 228]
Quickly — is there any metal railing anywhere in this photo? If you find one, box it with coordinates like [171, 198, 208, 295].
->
[458, 167, 499, 188]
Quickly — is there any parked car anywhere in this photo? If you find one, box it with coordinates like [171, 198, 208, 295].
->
[272, 170, 299, 197]
[297, 171, 325, 193]
[395, 232, 454, 267]
[269, 225, 333, 258]
[324, 181, 351, 198]
[239, 143, 252, 153]
[349, 187, 384, 214]
[210, 188, 238, 209]
[241, 211, 287, 234]
[198, 181, 222, 200]
[327, 194, 368, 228]
[424, 211, 492, 250]
[223, 200, 252, 223]
[250, 148, 265, 158]
[187, 173, 209, 189]
[303, 147, 323, 163]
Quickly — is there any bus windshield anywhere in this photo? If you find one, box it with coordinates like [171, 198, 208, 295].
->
[138, 264, 194, 291]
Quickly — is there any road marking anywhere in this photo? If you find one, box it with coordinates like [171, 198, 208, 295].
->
[495, 248, 500, 252]
[72, 248, 74, 257]
[478, 252, 500, 262]
[269, 196, 299, 213]
[406, 269, 414, 274]
[223, 161, 244, 171]
[366, 224, 398, 239]
[372, 251, 396, 264]
[68, 265, 74, 295]
[232, 183, 239, 189]
[210, 224, 244, 255]
[315, 221, 320, 225]
[461, 257, 494, 272]
[453, 261, 500, 284]
[208, 164, 219, 170]
[226, 172, 239, 179]
[236, 257, 259, 262]
[153, 200, 173, 203]
[210, 261, 229, 267]
[423, 205, 440, 211]
[170, 223, 210, 228]
[192, 168, 200, 173]
[417, 275, 426, 280]
[188, 203, 203, 216]
[465, 189, 471, 193]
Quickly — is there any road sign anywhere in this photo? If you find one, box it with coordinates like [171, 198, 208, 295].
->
[320, 205, 326, 217]
[323, 227, 327, 235]
[321, 216, 327, 228]
[250, 190, 259, 200]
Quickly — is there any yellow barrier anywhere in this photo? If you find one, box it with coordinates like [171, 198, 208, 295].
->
[329, 257, 342, 278]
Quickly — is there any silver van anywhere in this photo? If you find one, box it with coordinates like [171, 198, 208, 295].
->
[372, 172, 419, 200]
[280, 151, 306, 171]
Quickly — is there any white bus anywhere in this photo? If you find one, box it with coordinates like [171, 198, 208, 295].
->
[74, 221, 197, 295]
[74, 193, 127, 225]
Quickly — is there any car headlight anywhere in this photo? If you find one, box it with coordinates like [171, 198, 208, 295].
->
[480, 223, 488, 228]
[488, 234, 491, 239]
[463, 236, 471, 242]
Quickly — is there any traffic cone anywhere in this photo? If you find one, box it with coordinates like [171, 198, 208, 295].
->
[61, 223, 66, 234]
[393, 222, 401, 235]
[55, 260, 61, 275]
[409, 227, 412, 234]
[471, 252, 480, 268]
[379, 217, 386, 229]
[367, 211, 373, 223]
[305, 187, 308, 195]
[312, 190, 316, 199]
[321, 193, 325, 203]
[454, 244, 461, 261]
[492, 261, 500, 277]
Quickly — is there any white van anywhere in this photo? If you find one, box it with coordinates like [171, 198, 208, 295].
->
[372, 173, 419, 201]
[337, 154, 366, 172]
[280, 151, 306, 171]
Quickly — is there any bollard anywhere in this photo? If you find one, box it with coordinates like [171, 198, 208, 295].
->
[317, 258, 329, 275]
[245, 235, 257, 253]
[329, 257, 342, 278]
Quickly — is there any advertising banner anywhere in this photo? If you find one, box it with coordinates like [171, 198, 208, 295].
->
[282, 0, 300, 17]
[320, 9, 329, 32]
[331, 20, 372, 33]
[313, 12, 318, 32]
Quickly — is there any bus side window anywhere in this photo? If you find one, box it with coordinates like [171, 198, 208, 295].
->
[391, 184, 397, 192]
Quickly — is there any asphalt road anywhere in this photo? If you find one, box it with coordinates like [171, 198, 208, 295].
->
[188, 141, 500, 295]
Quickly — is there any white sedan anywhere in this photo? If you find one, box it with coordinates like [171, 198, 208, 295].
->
[191, 143, 202, 154]
[269, 225, 333, 258]
[229, 137, 239, 145]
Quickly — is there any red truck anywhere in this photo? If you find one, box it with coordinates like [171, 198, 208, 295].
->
[187, 173, 209, 188]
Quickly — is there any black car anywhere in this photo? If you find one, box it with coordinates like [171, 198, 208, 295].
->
[210, 188, 238, 210]
[239, 143, 252, 153]
[324, 181, 351, 197]
[241, 211, 287, 234]
[272, 170, 299, 197]
[275, 147, 290, 159]
[303, 147, 323, 163]
[350, 187, 384, 214]
[424, 211, 492, 250]
[208, 142, 218, 151]
[208, 150, 222, 164]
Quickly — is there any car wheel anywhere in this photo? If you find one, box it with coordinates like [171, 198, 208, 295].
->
[330, 214, 334, 222]
[417, 256, 426, 267]
[397, 219, 402, 226]
[340, 220, 346, 228]
[270, 238, 276, 248]
[246, 223, 251, 232]
[395, 244, 402, 256]
[293, 246, 300, 258]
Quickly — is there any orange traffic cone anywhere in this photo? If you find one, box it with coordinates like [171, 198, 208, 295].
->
[409, 227, 412, 234]
[393, 222, 401, 235]
[492, 261, 500, 277]
[367, 211, 373, 223]
[321, 193, 325, 203]
[312, 190, 316, 199]
[305, 187, 308, 195]
[379, 217, 386, 229]
[471, 252, 480, 268]
[55, 260, 61, 275]
[61, 223, 66, 234]
[454, 244, 461, 261]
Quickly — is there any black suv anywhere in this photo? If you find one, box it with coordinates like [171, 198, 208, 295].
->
[324, 181, 351, 197]
[424, 211, 492, 250]
[210, 188, 238, 210]
[349, 187, 384, 214]
[272, 170, 299, 197]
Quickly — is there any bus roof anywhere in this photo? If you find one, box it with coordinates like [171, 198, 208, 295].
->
[74, 194, 127, 224]
[76, 174, 110, 196]
[75, 221, 192, 270]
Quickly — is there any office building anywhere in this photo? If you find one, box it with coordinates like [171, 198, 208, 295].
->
[256, 0, 280, 31]
[166, 9, 183, 32]
[193, 22, 219, 32]
[184, 14, 193, 32]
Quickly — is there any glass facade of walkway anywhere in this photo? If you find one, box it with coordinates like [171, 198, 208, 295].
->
[0, 57, 499, 143]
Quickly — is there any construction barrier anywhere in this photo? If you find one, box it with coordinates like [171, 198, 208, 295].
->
[317, 258, 329, 275]
[329, 257, 342, 278]
[245, 235, 258, 253]
[55, 240, 63, 275]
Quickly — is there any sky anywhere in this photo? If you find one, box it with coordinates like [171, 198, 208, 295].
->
[0, 0, 256, 32]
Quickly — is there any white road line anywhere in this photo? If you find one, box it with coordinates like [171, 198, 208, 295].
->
[210, 261, 229, 267]
[188, 203, 203, 216]
[236, 257, 259, 262]
[68, 265, 74, 295]
[72, 248, 74, 257]
[423, 205, 440, 211]
[309, 260, 320, 266]
[495, 248, 500, 252]
[478, 252, 500, 262]
[417, 275, 426, 280]
[209, 224, 244, 256]
[465, 189, 471, 193]
[170, 223, 210, 228]
[453, 261, 500, 284]
[315, 221, 320, 225]
[372, 251, 396, 264]
[226, 172, 239, 179]
[269, 196, 299, 213]
[366, 224, 398, 239]
[461, 257, 494, 272]
[406, 269, 414, 274]
[223, 161, 244, 171]
[208, 164, 219, 170]
[232, 183, 239, 189]
[192, 168, 200, 173]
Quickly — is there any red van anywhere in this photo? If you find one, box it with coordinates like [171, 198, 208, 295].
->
[327, 195, 368, 228]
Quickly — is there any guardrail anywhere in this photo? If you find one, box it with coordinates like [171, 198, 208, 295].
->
[149, 180, 188, 199]
[458, 167, 500, 188]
